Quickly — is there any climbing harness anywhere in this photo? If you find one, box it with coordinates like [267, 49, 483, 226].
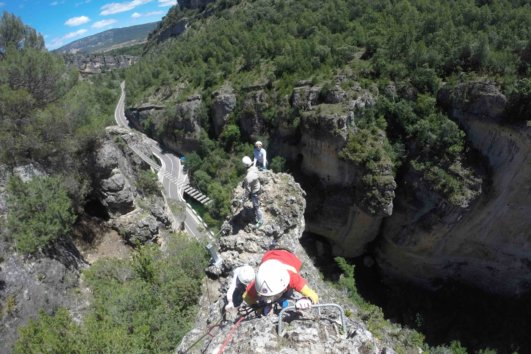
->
[277, 303, 348, 336]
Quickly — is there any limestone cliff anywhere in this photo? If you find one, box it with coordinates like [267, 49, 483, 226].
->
[376, 81, 531, 296]
[0, 128, 173, 351]
[94, 126, 171, 244]
[63, 54, 139, 74]
[128, 76, 393, 257]
[177, 171, 413, 353]
[0, 165, 85, 352]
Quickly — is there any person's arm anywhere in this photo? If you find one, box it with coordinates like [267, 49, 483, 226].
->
[290, 273, 318, 304]
[226, 270, 239, 305]
[262, 149, 267, 168]
[299, 285, 318, 304]
[242, 281, 258, 305]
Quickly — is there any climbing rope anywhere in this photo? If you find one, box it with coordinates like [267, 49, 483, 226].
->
[216, 315, 246, 354]
[182, 307, 255, 353]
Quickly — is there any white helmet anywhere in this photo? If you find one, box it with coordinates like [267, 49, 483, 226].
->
[255, 260, 289, 297]
[237, 265, 255, 285]
[255, 141, 262, 147]
[242, 156, 252, 167]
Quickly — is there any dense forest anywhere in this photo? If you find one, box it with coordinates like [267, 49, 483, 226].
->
[125, 0, 530, 227]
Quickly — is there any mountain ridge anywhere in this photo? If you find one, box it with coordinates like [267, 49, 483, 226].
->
[54, 21, 159, 54]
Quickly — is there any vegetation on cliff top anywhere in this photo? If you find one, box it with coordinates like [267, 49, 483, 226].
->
[125, 0, 530, 218]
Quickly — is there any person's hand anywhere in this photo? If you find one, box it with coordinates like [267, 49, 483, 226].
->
[225, 302, 235, 311]
[295, 298, 312, 310]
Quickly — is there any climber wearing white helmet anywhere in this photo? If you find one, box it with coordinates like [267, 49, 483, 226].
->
[242, 155, 263, 228]
[243, 250, 318, 313]
[225, 265, 255, 311]
[253, 141, 267, 170]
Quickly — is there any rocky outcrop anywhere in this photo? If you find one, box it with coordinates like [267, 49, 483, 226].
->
[0, 128, 174, 351]
[238, 89, 269, 141]
[63, 54, 139, 74]
[126, 95, 204, 154]
[376, 81, 531, 296]
[177, 171, 410, 353]
[153, 18, 189, 44]
[0, 246, 84, 351]
[211, 86, 237, 137]
[130, 76, 390, 257]
[94, 132, 136, 215]
[94, 126, 170, 244]
[0, 165, 85, 352]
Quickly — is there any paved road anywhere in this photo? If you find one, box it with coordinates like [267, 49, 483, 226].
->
[114, 82, 211, 240]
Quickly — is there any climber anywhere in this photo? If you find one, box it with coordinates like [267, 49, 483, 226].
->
[225, 265, 255, 311]
[242, 155, 263, 228]
[253, 141, 267, 170]
[242, 249, 318, 314]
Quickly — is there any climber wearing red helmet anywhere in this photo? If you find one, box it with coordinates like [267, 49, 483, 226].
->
[242, 249, 318, 311]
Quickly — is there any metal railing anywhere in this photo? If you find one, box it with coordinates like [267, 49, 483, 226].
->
[277, 303, 347, 336]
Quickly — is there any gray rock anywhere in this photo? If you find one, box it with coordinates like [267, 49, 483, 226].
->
[377, 80, 531, 296]
[211, 87, 236, 137]
[177, 171, 411, 353]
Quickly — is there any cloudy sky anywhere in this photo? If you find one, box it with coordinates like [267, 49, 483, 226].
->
[0, 0, 176, 50]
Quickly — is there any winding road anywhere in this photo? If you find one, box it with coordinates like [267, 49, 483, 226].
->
[114, 82, 212, 240]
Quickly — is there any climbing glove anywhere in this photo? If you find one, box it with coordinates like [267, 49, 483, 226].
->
[295, 298, 312, 310]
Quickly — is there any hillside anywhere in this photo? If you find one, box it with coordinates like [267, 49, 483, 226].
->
[54, 21, 159, 54]
[123, 0, 531, 351]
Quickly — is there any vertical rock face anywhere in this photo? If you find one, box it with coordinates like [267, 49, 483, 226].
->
[238, 89, 269, 141]
[129, 77, 390, 257]
[299, 108, 353, 185]
[211, 86, 237, 137]
[177, 171, 405, 353]
[0, 165, 84, 353]
[377, 81, 531, 296]
[94, 127, 170, 244]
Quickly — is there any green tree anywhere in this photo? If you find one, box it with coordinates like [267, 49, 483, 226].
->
[5, 175, 76, 254]
[14, 308, 81, 354]
[0, 11, 44, 53]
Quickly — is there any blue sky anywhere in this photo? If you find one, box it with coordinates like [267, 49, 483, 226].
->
[0, 0, 175, 50]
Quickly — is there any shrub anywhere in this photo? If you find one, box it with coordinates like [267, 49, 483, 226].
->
[136, 169, 160, 196]
[270, 156, 286, 172]
[5, 176, 75, 254]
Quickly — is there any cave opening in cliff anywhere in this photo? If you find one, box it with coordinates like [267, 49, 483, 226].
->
[84, 198, 110, 220]
[301, 232, 531, 354]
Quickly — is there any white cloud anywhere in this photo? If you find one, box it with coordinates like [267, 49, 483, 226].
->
[65, 16, 90, 26]
[64, 28, 87, 39]
[132, 10, 163, 18]
[158, 0, 176, 7]
[92, 19, 117, 29]
[100, 0, 152, 16]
